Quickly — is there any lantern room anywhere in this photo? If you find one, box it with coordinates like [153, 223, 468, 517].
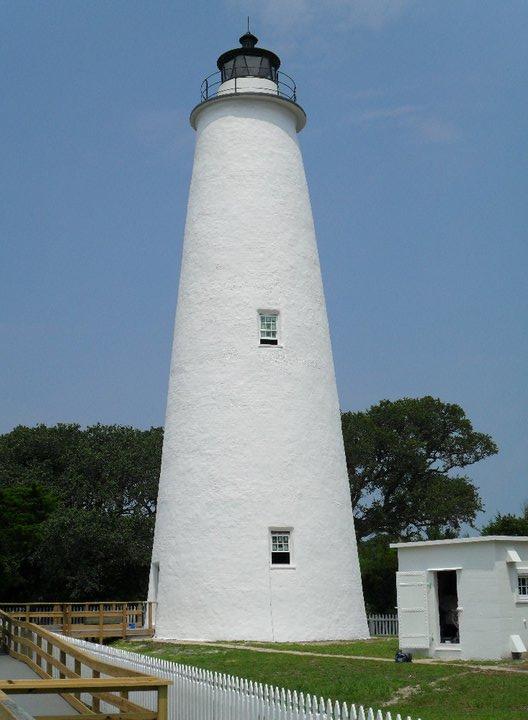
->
[217, 32, 280, 83]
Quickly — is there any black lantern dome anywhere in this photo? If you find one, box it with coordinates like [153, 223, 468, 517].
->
[217, 32, 281, 83]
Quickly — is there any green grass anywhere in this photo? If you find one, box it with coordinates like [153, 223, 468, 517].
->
[400, 669, 528, 720]
[229, 637, 399, 658]
[113, 639, 528, 720]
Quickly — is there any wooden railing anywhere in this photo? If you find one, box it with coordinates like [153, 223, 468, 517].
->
[0, 610, 168, 720]
[0, 603, 155, 643]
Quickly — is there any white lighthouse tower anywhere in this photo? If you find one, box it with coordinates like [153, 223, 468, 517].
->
[149, 31, 368, 641]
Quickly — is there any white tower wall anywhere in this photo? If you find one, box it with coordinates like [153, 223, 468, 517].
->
[150, 86, 368, 641]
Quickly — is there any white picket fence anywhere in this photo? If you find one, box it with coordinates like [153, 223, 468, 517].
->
[60, 635, 420, 720]
[367, 614, 398, 637]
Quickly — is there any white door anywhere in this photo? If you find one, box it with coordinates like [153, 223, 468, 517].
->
[396, 571, 431, 649]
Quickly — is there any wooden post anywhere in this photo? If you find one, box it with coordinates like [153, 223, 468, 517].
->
[74, 659, 81, 699]
[92, 670, 100, 713]
[53, 603, 61, 631]
[98, 603, 103, 645]
[35, 634, 42, 669]
[46, 640, 53, 677]
[3, 616, 11, 653]
[121, 605, 127, 640]
[25, 605, 30, 624]
[16, 625, 22, 657]
[157, 684, 168, 720]
[64, 604, 72, 636]
[11, 618, 15, 654]
[59, 650, 66, 678]
[20, 627, 29, 660]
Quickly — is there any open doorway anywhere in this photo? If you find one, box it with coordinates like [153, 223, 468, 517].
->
[437, 570, 459, 644]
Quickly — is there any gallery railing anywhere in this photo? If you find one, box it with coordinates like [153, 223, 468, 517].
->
[200, 70, 297, 103]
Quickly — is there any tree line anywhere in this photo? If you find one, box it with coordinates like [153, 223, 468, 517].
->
[1, 396, 513, 611]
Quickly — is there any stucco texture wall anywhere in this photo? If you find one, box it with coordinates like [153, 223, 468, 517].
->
[150, 92, 368, 641]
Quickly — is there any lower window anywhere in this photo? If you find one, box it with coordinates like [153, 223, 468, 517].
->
[271, 530, 291, 565]
[518, 575, 528, 596]
[259, 312, 278, 345]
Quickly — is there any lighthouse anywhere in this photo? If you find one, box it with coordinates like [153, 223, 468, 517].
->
[149, 30, 368, 641]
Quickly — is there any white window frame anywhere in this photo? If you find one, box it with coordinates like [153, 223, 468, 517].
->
[258, 310, 280, 346]
[269, 528, 294, 568]
[517, 572, 528, 600]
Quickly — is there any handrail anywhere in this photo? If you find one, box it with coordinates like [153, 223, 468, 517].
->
[199, 70, 297, 103]
[0, 612, 143, 676]
[0, 678, 167, 693]
[0, 602, 155, 642]
[0, 610, 169, 720]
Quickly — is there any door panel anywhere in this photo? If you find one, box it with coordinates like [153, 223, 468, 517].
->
[396, 571, 430, 649]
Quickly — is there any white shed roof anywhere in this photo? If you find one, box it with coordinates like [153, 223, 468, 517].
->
[390, 536, 528, 549]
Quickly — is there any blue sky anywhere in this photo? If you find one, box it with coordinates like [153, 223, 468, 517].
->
[2, 1, 526, 524]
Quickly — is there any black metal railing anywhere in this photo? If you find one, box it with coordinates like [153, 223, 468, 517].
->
[200, 70, 297, 103]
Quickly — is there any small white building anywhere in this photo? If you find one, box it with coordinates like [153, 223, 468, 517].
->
[391, 536, 528, 660]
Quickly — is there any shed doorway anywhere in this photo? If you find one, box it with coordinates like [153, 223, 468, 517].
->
[436, 570, 459, 644]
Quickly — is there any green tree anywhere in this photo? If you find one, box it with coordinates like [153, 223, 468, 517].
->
[358, 535, 398, 613]
[0, 483, 56, 600]
[0, 423, 163, 601]
[481, 504, 528, 536]
[343, 397, 497, 611]
[0, 403, 499, 606]
[342, 396, 497, 542]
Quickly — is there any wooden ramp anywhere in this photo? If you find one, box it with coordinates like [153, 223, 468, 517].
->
[0, 654, 75, 717]
[0, 610, 169, 720]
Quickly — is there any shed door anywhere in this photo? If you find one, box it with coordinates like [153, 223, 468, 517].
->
[396, 571, 430, 649]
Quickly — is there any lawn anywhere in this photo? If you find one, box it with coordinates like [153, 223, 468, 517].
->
[114, 639, 527, 720]
[229, 637, 400, 658]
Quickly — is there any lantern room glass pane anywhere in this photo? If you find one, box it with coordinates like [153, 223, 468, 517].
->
[221, 54, 277, 82]
[222, 59, 235, 79]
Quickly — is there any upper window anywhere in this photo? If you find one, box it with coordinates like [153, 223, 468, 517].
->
[518, 575, 528, 596]
[259, 312, 278, 346]
[271, 530, 291, 565]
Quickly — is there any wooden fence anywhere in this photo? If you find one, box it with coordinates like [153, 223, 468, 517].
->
[367, 614, 398, 637]
[0, 610, 169, 720]
[0, 605, 397, 640]
[62, 635, 421, 720]
[0, 602, 155, 643]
